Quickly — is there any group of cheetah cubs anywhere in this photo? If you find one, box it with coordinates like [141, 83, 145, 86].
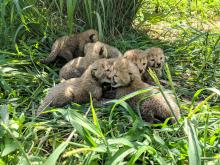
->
[38, 29, 181, 124]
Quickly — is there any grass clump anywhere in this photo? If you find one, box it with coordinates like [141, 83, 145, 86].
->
[1, 0, 220, 164]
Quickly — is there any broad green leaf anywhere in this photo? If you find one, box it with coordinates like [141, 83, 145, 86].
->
[59, 109, 98, 147]
[128, 146, 148, 165]
[153, 134, 165, 146]
[0, 159, 6, 165]
[1, 123, 31, 165]
[60, 109, 102, 137]
[43, 131, 74, 165]
[1, 138, 19, 157]
[107, 138, 136, 148]
[106, 147, 135, 165]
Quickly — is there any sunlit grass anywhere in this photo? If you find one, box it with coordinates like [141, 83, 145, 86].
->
[0, 0, 220, 164]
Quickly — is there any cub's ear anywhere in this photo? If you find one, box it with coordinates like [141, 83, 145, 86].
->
[124, 56, 128, 59]
[99, 46, 107, 58]
[89, 34, 96, 42]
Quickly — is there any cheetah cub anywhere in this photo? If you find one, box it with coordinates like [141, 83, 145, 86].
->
[102, 49, 147, 100]
[59, 42, 121, 81]
[104, 43, 122, 58]
[40, 29, 99, 64]
[143, 47, 165, 82]
[59, 41, 107, 81]
[111, 58, 180, 124]
[123, 49, 148, 76]
[37, 58, 114, 116]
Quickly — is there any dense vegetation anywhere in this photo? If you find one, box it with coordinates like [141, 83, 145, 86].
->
[0, 0, 220, 164]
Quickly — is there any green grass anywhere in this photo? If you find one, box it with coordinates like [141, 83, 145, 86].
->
[1, 0, 220, 164]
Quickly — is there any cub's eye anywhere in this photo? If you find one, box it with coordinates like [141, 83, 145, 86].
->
[114, 75, 118, 78]
[106, 69, 110, 72]
[143, 63, 146, 65]
[150, 59, 155, 62]
[128, 72, 132, 76]
[160, 57, 163, 60]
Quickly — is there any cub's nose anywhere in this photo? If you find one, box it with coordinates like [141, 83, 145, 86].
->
[156, 63, 161, 68]
[111, 78, 117, 86]
[139, 69, 143, 73]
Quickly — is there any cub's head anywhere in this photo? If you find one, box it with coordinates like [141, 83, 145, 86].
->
[90, 58, 115, 84]
[83, 29, 99, 43]
[123, 49, 148, 75]
[111, 58, 141, 88]
[146, 47, 165, 69]
[106, 46, 122, 58]
[84, 42, 108, 59]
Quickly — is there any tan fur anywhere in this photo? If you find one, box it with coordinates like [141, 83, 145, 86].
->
[123, 49, 148, 75]
[59, 42, 107, 81]
[37, 59, 114, 116]
[102, 48, 146, 100]
[59, 42, 121, 81]
[104, 43, 122, 58]
[143, 47, 165, 82]
[40, 29, 99, 64]
[111, 58, 180, 124]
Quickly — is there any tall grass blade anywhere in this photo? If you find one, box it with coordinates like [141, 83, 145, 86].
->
[67, 0, 76, 34]
[189, 88, 220, 117]
[106, 147, 135, 165]
[84, 0, 93, 27]
[148, 69, 179, 124]
[90, 95, 110, 154]
[63, 144, 107, 158]
[44, 131, 74, 165]
[89, 94, 102, 134]
[63, 147, 94, 158]
[107, 100, 138, 122]
[13, 0, 29, 31]
[98, 0, 105, 29]
[59, 0, 64, 15]
[95, 12, 103, 41]
[184, 119, 201, 165]
[164, 63, 181, 108]
[189, 93, 215, 118]
[107, 87, 155, 107]
[13, 24, 25, 43]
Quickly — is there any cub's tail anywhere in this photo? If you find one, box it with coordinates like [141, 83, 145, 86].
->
[36, 96, 54, 116]
[40, 41, 60, 64]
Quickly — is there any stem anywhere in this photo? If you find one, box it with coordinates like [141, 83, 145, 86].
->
[203, 109, 210, 158]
